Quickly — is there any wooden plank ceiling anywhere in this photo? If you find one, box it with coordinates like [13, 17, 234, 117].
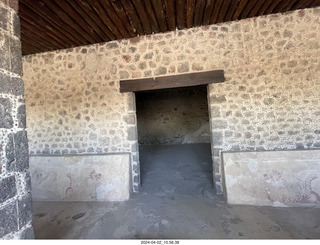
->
[19, 0, 320, 55]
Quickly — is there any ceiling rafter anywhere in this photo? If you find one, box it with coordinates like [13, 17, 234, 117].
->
[19, 0, 320, 55]
[202, 0, 216, 25]
[67, 1, 112, 41]
[163, 0, 176, 31]
[151, 0, 168, 32]
[19, 4, 74, 47]
[143, 0, 160, 33]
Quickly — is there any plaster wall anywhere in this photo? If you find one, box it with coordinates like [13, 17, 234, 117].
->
[223, 150, 320, 206]
[22, 7, 320, 195]
[136, 86, 210, 145]
[30, 154, 130, 202]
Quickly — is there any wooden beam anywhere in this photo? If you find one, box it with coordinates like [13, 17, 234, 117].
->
[20, 17, 65, 49]
[120, 0, 145, 35]
[186, 0, 196, 28]
[202, 0, 216, 25]
[247, 0, 266, 17]
[264, 0, 283, 14]
[120, 70, 225, 93]
[194, 0, 206, 26]
[294, 0, 317, 9]
[67, 0, 113, 41]
[21, 35, 44, 55]
[273, 0, 290, 13]
[19, 3, 74, 47]
[87, 0, 123, 39]
[164, 0, 176, 31]
[98, 0, 131, 38]
[176, 0, 186, 29]
[131, 0, 152, 34]
[224, 0, 240, 21]
[109, 0, 138, 35]
[257, 0, 274, 15]
[144, 0, 160, 33]
[54, 1, 103, 43]
[240, 0, 259, 19]
[41, 0, 96, 43]
[308, 0, 320, 7]
[20, 0, 85, 45]
[151, 0, 168, 32]
[20, 28, 56, 52]
[282, 0, 299, 11]
[210, 0, 224, 24]
[217, 0, 231, 23]
[232, 0, 249, 20]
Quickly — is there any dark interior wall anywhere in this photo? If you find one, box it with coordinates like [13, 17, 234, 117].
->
[136, 86, 210, 145]
[0, 0, 34, 239]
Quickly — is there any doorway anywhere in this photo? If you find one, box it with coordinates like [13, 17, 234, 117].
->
[135, 85, 214, 194]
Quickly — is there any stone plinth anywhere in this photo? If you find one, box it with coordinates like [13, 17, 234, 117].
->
[30, 154, 131, 202]
[223, 150, 320, 206]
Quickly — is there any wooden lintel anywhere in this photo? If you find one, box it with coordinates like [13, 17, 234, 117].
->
[120, 70, 225, 93]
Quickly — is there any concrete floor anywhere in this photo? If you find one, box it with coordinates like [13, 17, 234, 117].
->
[32, 144, 320, 239]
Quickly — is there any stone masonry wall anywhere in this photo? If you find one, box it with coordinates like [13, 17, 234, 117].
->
[136, 86, 210, 145]
[22, 7, 320, 194]
[0, 0, 34, 239]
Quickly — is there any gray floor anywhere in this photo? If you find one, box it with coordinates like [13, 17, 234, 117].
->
[32, 144, 320, 239]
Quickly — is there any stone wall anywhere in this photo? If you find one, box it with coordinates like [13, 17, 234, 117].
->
[23, 7, 320, 195]
[136, 86, 210, 145]
[0, 0, 34, 239]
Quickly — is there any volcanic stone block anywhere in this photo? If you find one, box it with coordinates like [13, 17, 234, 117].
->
[22, 171, 32, 193]
[0, 202, 18, 237]
[127, 127, 137, 141]
[0, 6, 9, 32]
[14, 130, 29, 172]
[5, 133, 15, 171]
[0, 34, 9, 70]
[19, 227, 34, 239]
[10, 37, 22, 75]
[17, 104, 26, 128]
[18, 194, 32, 228]
[12, 12, 20, 38]
[0, 98, 13, 128]
[0, 73, 24, 96]
[212, 132, 223, 146]
[0, 175, 16, 202]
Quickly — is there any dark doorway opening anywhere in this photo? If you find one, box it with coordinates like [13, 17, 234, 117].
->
[135, 85, 213, 194]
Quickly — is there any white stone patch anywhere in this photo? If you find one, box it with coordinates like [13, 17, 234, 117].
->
[248, 159, 259, 173]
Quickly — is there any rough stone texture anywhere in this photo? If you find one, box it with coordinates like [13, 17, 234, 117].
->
[136, 86, 210, 145]
[0, 201, 17, 237]
[23, 7, 320, 195]
[0, 97, 13, 128]
[0, 0, 18, 12]
[17, 194, 32, 228]
[0, 73, 24, 96]
[0, 176, 16, 203]
[29, 154, 131, 202]
[0, 0, 33, 239]
[223, 150, 320, 207]
[14, 130, 29, 172]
